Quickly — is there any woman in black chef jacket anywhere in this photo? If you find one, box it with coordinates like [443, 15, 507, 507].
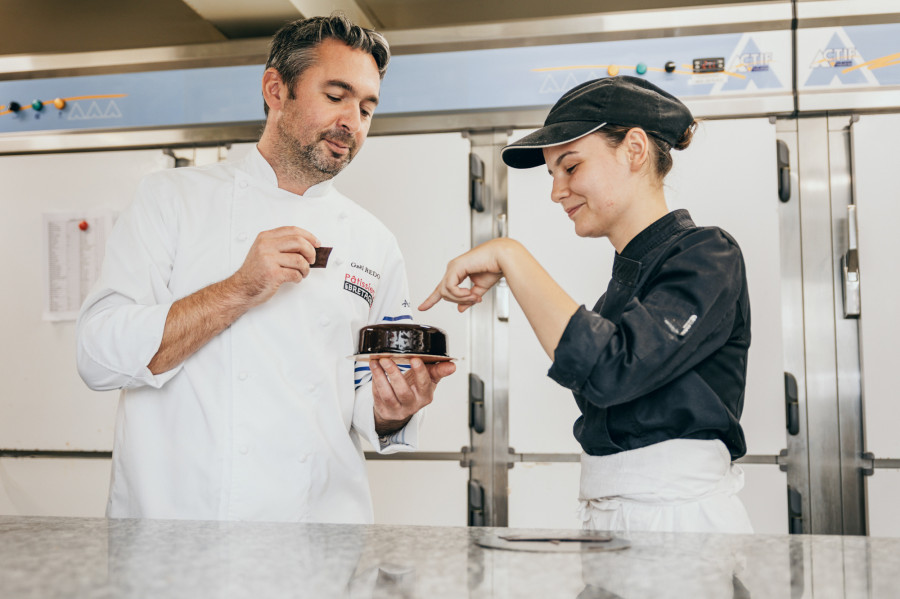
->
[420, 76, 753, 534]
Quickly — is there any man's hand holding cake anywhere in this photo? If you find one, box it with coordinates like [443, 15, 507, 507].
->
[370, 356, 455, 436]
[354, 323, 456, 436]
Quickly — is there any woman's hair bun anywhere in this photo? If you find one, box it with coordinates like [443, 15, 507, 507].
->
[674, 119, 700, 151]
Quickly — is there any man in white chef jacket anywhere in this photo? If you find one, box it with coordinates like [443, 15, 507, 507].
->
[75, 14, 455, 523]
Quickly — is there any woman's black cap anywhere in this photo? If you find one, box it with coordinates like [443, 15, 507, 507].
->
[501, 75, 694, 169]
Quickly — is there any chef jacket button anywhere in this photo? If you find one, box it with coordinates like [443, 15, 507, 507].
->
[238, 445, 249, 455]
[238, 371, 248, 380]
[333, 256, 343, 266]
[338, 212, 348, 220]
[239, 180, 248, 189]
[319, 315, 330, 327]
[307, 383, 316, 393]
[236, 232, 248, 242]
[298, 453, 309, 463]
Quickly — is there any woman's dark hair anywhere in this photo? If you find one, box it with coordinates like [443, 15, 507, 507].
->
[598, 120, 699, 181]
[263, 13, 391, 115]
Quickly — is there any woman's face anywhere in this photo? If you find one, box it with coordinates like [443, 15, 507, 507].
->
[542, 132, 639, 239]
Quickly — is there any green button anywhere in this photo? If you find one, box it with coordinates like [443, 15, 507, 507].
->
[636, 63, 648, 75]
[32, 100, 44, 111]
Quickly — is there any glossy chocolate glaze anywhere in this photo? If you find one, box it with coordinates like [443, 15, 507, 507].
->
[357, 323, 448, 356]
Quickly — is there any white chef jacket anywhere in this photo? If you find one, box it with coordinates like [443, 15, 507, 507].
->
[76, 147, 422, 523]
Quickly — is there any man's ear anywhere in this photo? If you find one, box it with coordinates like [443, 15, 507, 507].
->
[262, 68, 287, 113]
[623, 127, 651, 172]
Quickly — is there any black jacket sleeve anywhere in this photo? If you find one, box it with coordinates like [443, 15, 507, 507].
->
[548, 228, 747, 408]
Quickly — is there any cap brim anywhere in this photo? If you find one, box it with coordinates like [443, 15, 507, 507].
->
[500, 121, 607, 169]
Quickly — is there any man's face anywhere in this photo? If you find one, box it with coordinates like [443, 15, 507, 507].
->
[274, 38, 381, 182]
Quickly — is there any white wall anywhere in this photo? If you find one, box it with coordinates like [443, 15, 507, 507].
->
[851, 114, 900, 537]
[0, 149, 171, 517]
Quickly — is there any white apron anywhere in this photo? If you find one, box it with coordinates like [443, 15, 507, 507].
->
[578, 438, 754, 534]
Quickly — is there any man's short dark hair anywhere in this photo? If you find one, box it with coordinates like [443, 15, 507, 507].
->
[263, 13, 391, 115]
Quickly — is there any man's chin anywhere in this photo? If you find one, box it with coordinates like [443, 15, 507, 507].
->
[312, 157, 350, 177]
[296, 141, 355, 178]
[322, 150, 353, 170]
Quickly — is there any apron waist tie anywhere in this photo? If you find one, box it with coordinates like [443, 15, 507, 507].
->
[577, 498, 626, 533]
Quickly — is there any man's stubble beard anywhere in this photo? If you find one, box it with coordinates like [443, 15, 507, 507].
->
[274, 115, 358, 187]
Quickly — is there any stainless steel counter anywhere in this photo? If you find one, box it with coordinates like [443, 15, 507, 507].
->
[2, 515, 900, 598]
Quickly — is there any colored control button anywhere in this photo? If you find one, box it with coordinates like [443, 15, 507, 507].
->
[32, 100, 43, 111]
[607, 65, 619, 76]
[636, 62, 648, 75]
[53, 98, 66, 109]
[665, 61, 677, 73]
[78, 220, 89, 231]
[8, 101, 21, 112]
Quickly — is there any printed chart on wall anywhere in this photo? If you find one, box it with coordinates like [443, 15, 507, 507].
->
[42, 210, 115, 321]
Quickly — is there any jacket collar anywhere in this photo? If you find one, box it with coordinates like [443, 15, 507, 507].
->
[611, 210, 694, 287]
[244, 145, 336, 198]
[620, 209, 695, 261]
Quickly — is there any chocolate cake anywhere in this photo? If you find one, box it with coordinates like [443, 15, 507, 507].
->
[356, 323, 448, 358]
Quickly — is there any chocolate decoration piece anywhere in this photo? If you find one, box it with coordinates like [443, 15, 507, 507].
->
[311, 246, 332, 268]
[357, 323, 448, 357]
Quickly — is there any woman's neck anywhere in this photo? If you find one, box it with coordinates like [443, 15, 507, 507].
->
[609, 186, 668, 254]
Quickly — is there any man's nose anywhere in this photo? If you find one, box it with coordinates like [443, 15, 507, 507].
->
[337, 103, 361, 133]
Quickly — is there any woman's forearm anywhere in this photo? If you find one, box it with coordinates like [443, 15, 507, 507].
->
[497, 239, 579, 359]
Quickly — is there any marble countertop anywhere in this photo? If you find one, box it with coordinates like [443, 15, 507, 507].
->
[2, 515, 900, 598]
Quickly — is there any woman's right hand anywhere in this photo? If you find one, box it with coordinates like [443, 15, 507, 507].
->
[419, 238, 513, 313]
[421, 237, 577, 358]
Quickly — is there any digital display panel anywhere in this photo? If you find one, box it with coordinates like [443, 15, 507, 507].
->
[693, 57, 725, 73]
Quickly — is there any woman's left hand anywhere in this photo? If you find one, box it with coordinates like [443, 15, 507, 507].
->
[419, 238, 509, 313]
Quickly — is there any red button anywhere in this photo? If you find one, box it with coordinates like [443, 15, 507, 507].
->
[78, 220, 89, 231]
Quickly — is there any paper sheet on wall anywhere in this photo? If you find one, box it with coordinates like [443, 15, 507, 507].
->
[42, 210, 116, 321]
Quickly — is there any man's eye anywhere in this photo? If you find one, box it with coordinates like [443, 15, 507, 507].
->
[566, 164, 577, 174]
[326, 94, 340, 102]
[361, 109, 372, 118]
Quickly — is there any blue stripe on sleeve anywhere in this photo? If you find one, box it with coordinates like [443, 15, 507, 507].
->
[353, 360, 410, 388]
[381, 315, 413, 322]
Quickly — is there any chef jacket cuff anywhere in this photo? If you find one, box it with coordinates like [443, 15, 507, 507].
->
[77, 301, 181, 390]
[376, 410, 423, 455]
[121, 302, 182, 389]
[548, 305, 614, 391]
[352, 386, 423, 454]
